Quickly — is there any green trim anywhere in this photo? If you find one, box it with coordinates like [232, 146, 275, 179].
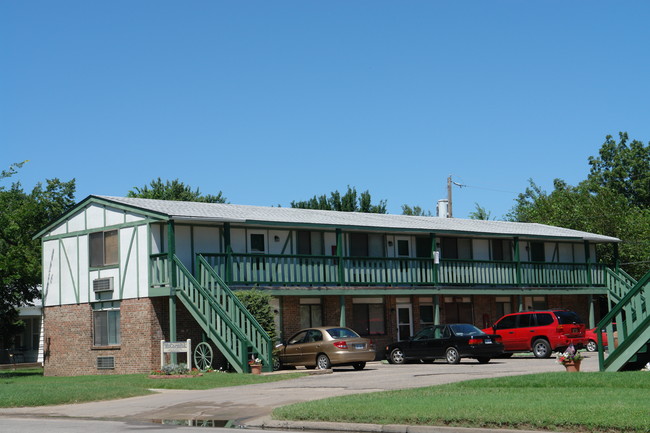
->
[34, 195, 168, 239]
[254, 286, 608, 296]
[42, 219, 153, 241]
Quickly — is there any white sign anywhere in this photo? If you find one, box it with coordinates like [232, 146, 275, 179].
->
[160, 339, 191, 370]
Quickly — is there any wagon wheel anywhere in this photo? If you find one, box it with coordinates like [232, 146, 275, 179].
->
[193, 342, 213, 371]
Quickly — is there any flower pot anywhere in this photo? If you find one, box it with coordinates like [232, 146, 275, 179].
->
[250, 364, 262, 375]
[564, 359, 581, 372]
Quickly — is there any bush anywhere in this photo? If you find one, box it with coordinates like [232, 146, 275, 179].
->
[234, 289, 277, 342]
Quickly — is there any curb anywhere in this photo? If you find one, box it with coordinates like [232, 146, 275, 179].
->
[245, 418, 556, 433]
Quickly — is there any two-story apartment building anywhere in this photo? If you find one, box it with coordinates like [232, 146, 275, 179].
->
[37, 195, 624, 375]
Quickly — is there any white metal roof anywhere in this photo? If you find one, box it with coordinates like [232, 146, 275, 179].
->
[95, 195, 619, 243]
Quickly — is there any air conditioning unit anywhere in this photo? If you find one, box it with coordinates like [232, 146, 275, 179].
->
[96, 356, 115, 369]
[93, 277, 114, 292]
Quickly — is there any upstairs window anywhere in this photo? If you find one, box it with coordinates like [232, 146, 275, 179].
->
[89, 230, 118, 267]
[250, 233, 265, 253]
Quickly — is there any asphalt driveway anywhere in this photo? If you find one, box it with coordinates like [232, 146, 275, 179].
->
[0, 354, 599, 431]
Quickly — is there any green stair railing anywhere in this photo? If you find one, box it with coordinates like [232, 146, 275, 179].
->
[172, 255, 252, 373]
[196, 254, 273, 371]
[598, 269, 650, 372]
[605, 268, 636, 304]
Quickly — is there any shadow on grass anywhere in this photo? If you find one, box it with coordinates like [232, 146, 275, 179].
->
[0, 369, 43, 379]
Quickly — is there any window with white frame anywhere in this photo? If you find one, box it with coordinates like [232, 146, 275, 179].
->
[89, 230, 118, 267]
[93, 302, 120, 346]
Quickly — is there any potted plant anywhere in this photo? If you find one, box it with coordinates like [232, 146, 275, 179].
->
[556, 344, 584, 372]
[249, 357, 263, 375]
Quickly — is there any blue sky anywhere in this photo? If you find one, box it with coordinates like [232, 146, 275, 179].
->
[2, 1, 649, 220]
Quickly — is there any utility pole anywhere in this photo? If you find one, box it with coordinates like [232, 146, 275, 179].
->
[447, 175, 453, 218]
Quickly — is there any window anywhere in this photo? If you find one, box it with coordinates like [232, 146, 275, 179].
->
[518, 313, 533, 327]
[349, 233, 369, 257]
[496, 296, 512, 318]
[415, 237, 432, 258]
[89, 230, 118, 267]
[495, 314, 517, 330]
[297, 231, 312, 255]
[250, 233, 265, 252]
[530, 242, 545, 262]
[419, 305, 434, 326]
[491, 240, 513, 261]
[536, 313, 554, 326]
[397, 240, 409, 257]
[300, 298, 322, 328]
[352, 298, 385, 335]
[441, 238, 472, 259]
[93, 306, 120, 346]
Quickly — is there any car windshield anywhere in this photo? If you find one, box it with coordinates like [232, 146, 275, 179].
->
[555, 311, 584, 325]
[449, 324, 484, 337]
[326, 328, 359, 339]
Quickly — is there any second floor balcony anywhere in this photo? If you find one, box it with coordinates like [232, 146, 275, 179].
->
[151, 252, 608, 289]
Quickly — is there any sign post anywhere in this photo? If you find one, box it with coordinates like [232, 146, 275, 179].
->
[160, 339, 192, 370]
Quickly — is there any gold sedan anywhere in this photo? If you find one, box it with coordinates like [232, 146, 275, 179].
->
[274, 327, 376, 370]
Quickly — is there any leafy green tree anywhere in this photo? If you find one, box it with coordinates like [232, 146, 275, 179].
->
[401, 204, 432, 216]
[468, 203, 493, 220]
[233, 289, 277, 342]
[291, 186, 387, 213]
[0, 164, 76, 349]
[587, 132, 650, 208]
[127, 178, 227, 203]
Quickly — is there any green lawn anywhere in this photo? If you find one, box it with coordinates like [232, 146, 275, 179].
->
[0, 368, 304, 408]
[273, 372, 650, 433]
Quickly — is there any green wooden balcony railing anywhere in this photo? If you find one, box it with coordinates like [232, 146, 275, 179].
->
[191, 253, 607, 287]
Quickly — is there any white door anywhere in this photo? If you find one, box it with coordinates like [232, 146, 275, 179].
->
[397, 304, 413, 342]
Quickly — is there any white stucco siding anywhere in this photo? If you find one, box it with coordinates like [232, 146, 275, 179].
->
[66, 209, 87, 233]
[59, 237, 81, 305]
[558, 243, 573, 262]
[42, 240, 60, 306]
[151, 223, 164, 254]
[137, 225, 149, 296]
[268, 230, 289, 254]
[545, 243, 557, 262]
[85, 204, 106, 229]
[175, 225, 193, 270]
[324, 232, 337, 255]
[574, 245, 586, 262]
[230, 228, 246, 253]
[590, 244, 597, 262]
[119, 226, 141, 299]
[105, 206, 125, 226]
[194, 226, 220, 254]
[125, 211, 145, 223]
[473, 239, 490, 260]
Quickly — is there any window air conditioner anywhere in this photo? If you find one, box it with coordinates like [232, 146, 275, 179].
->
[93, 277, 114, 292]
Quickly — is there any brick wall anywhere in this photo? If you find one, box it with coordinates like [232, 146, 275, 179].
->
[43, 297, 213, 376]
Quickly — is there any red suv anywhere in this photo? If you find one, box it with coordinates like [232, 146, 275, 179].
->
[483, 310, 586, 358]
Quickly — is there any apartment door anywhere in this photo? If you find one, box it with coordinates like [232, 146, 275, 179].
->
[396, 304, 413, 341]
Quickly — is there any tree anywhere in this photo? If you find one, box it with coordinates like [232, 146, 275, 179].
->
[468, 203, 493, 220]
[0, 164, 76, 349]
[127, 178, 227, 203]
[291, 186, 387, 213]
[401, 204, 432, 216]
[587, 132, 650, 208]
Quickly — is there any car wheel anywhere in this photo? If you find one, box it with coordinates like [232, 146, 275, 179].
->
[532, 339, 551, 358]
[476, 357, 491, 364]
[586, 340, 598, 352]
[352, 362, 366, 370]
[389, 348, 405, 364]
[272, 356, 282, 371]
[445, 347, 461, 364]
[316, 354, 331, 370]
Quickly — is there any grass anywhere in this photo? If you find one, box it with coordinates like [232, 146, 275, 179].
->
[0, 368, 304, 408]
[273, 372, 650, 433]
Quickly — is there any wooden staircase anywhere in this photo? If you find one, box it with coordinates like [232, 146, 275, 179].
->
[599, 269, 650, 372]
[172, 255, 272, 373]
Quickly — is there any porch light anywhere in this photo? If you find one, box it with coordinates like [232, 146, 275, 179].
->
[274, 235, 280, 242]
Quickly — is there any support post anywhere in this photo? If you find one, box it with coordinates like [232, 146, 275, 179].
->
[584, 241, 593, 286]
[336, 228, 344, 286]
[339, 295, 346, 327]
[224, 222, 232, 285]
[167, 220, 177, 364]
[588, 294, 595, 329]
[613, 242, 620, 273]
[518, 295, 524, 312]
[430, 233, 438, 285]
[433, 295, 440, 325]
[514, 237, 521, 286]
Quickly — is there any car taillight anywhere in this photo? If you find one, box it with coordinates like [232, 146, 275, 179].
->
[468, 338, 482, 345]
[556, 325, 565, 333]
[333, 341, 348, 349]
[494, 336, 502, 344]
